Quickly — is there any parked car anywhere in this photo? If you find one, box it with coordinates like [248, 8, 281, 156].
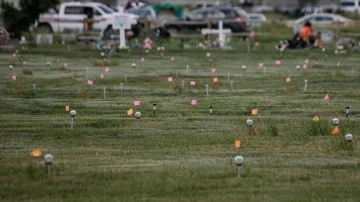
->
[127, 6, 157, 21]
[37, 2, 140, 39]
[339, 0, 360, 13]
[246, 13, 267, 27]
[162, 7, 250, 35]
[286, 13, 353, 33]
[275, 4, 297, 15]
[251, 5, 274, 13]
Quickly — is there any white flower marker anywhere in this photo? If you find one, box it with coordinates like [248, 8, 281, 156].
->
[135, 111, 141, 126]
[70, 110, 76, 129]
[345, 133, 353, 142]
[234, 155, 244, 177]
[44, 154, 53, 177]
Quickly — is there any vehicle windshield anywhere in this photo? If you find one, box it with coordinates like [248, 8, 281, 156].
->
[98, 4, 114, 14]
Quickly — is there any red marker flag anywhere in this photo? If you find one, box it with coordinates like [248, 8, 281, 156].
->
[286, 77, 291, 83]
[191, 99, 197, 105]
[87, 80, 94, 86]
[190, 80, 196, 86]
[337, 61, 341, 67]
[134, 100, 141, 106]
[167, 77, 173, 82]
[323, 94, 330, 101]
[212, 77, 219, 83]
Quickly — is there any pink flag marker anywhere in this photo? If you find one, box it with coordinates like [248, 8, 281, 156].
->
[11, 75, 16, 80]
[303, 64, 308, 69]
[258, 62, 264, 68]
[323, 94, 330, 101]
[275, 60, 281, 66]
[167, 77, 173, 82]
[212, 77, 219, 83]
[134, 100, 141, 106]
[211, 68, 216, 73]
[87, 80, 94, 86]
[286, 77, 291, 83]
[191, 99, 197, 105]
[190, 81, 196, 86]
[104, 67, 110, 73]
[337, 61, 341, 67]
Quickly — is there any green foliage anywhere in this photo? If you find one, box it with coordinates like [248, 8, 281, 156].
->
[0, 0, 59, 36]
[267, 121, 279, 137]
[305, 120, 331, 136]
[22, 69, 33, 75]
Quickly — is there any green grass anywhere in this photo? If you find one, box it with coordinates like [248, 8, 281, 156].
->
[0, 38, 359, 202]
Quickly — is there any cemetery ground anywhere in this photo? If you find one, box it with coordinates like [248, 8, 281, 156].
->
[0, 38, 359, 202]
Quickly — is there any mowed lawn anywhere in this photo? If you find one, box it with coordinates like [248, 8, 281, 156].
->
[0, 40, 359, 202]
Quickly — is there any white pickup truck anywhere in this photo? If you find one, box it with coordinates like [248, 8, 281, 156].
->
[37, 2, 140, 39]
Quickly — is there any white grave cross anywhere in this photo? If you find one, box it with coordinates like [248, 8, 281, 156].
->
[113, 15, 137, 49]
[201, 21, 231, 48]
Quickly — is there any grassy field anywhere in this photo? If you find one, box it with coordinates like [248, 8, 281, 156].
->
[0, 37, 359, 202]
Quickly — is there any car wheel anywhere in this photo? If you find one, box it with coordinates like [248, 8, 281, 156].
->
[36, 24, 53, 33]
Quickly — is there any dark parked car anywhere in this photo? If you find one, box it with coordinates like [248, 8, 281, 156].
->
[162, 7, 250, 36]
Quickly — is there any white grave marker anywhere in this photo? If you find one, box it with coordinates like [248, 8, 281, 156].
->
[201, 21, 231, 48]
[113, 15, 137, 49]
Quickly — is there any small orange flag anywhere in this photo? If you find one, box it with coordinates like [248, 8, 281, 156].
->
[235, 140, 241, 149]
[31, 148, 42, 157]
[127, 108, 134, 116]
[65, 105, 70, 111]
[312, 115, 320, 122]
[331, 126, 339, 135]
[251, 108, 258, 116]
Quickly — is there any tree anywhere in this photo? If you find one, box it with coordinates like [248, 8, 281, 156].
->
[0, 0, 59, 38]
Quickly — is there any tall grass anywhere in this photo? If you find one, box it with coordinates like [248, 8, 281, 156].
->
[0, 40, 359, 201]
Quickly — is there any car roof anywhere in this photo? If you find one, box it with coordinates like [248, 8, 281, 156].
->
[295, 13, 351, 24]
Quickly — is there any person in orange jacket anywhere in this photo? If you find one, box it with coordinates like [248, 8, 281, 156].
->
[299, 21, 315, 47]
